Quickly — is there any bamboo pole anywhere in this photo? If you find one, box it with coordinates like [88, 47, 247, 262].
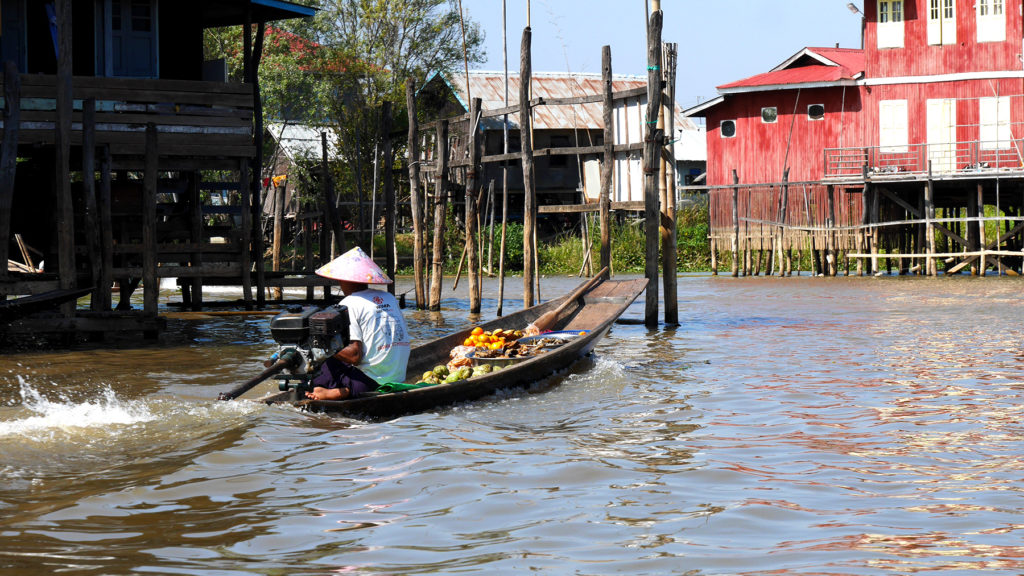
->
[643, 9, 663, 327]
[406, 78, 426, 308]
[520, 26, 537, 307]
[497, 0, 510, 317]
[977, 183, 986, 275]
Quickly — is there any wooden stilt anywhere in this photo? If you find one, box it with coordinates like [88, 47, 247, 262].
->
[0, 61, 20, 285]
[189, 171, 204, 310]
[466, 98, 482, 313]
[142, 124, 159, 315]
[406, 78, 426, 309]
[977, 183, 986, 275]
[642, 10, 663, 328]
[55, 0, 75, 317]
[600, 46, 614, 275]
[732, 170, 740, 277]
[99, 146, 113, 311]
[239, 158, 253, 306]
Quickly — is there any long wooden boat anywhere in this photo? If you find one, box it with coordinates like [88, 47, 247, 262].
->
[257, 275, 647, 421]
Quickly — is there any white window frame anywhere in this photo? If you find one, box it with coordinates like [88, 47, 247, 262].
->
[720, 119, 737, 139]
[977, 0, 1006, 43]
[877, 1, 905, 49]
[979, 96, 1011, 150]
[879, 99, 909, 153]
[761, 107, 778, 124]
[928, 0, 956, 46]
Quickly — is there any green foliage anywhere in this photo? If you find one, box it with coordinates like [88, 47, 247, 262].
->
[483, 222, 524, 271]
[536, 203, 713, 275]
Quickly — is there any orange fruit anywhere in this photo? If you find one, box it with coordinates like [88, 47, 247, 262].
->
[471, 327, 483, 336]
[463, 338, 474, 347]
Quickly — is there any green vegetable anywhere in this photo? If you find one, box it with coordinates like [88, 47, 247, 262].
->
[433, 365, 449, 377]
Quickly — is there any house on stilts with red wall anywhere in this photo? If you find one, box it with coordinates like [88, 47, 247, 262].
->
[686, 0, 1024, 277]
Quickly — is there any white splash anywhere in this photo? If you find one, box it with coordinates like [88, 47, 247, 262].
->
[0, 377, 158, 439]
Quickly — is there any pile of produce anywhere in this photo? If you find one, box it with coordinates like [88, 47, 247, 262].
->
[418, 362, 503, 385]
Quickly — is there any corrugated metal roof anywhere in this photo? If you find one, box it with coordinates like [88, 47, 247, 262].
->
[267, 122, 341, 162]
[719, 47, 864, 91]
[441, 71, 700, 133]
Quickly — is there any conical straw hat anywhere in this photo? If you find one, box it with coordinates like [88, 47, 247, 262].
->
[315, 246, 392, 284]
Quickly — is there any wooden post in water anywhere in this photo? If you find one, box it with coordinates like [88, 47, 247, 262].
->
[0, 61, 20, 284]
[382, 101, 396, 295]
[82, 98, 102, 309]
[465, 97, 482, 313]
[143, 124, 159, 315]
[406, 78, 426, 309]
[826, 184, 836, 276]
[55, 0, 76, 317]
[188, 171, 204, 310]
[661, 41, 678, 325]
[977, 183, 986, 275]
[520, 27, 537, 307]
[600, 45, 614, 274]
[239, 157, 254, 306]
[642, 9, 664, 327]
[429, 120, 448, 310]
[731, 170, 740, 277]
[924, 172, 936, 276]
[99, 146, 114, 311]
[249, 22, 267, 308]
[778, 170, 790, 276]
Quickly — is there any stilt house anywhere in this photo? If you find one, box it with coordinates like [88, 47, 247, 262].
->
[0, 0, 316, 338]
[685, 0, 1024, 277]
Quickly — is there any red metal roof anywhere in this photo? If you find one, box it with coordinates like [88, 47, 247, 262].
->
[718, 47, 864, 91]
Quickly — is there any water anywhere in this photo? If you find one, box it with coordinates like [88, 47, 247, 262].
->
[1, 275, 1024, 575]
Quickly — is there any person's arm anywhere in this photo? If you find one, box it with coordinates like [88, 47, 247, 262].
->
[333, 339, 363, 365]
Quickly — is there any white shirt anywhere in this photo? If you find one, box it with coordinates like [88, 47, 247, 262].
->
[339, 288, 410, 384]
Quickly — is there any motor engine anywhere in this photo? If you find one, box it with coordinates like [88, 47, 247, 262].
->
[268, 304, 350, 376]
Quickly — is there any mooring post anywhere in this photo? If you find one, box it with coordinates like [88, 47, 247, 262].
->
[406, 78, 426, 309]
[99, 146, 113, 311]
[466, 97, 482, 313]
[600, 45, 614, 274]
[732, 170, 740, 277]
[642, 9, 664, 327]
[661, 41, 679, 326]
[520, 26, 537, 308]
[143, 124, 159, 315]
[429, 119, 448, 310]
[977, 182, 986, 276]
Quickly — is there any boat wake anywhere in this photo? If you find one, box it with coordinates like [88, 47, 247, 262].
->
[0, 377, 157, 439]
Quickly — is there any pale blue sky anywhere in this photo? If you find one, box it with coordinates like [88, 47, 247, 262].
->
[463, 0, 864, 111]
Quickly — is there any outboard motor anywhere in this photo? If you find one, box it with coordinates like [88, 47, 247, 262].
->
[267, 305, 350, 383]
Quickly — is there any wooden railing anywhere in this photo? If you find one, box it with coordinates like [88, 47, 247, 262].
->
[0, 75, 255, 158]
[824, 140, 1024, 177]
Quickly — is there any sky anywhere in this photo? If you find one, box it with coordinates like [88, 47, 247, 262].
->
[462, 0, 864, 115]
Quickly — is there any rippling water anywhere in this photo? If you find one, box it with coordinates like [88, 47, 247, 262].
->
[1, 275, 1023, 575]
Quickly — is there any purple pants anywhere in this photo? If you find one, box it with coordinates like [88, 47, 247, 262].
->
[310, 357, 378, 397]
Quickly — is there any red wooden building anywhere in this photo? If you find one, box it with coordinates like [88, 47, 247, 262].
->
[686, 0, 1024, 277]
